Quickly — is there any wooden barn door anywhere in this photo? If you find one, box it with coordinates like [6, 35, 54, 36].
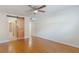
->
[17, 17, 25, 40]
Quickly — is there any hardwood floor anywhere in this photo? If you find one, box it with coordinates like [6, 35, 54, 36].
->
[0, 37, 79, 53]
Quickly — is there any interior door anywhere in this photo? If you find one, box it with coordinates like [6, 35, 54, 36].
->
[17, 17, 25, 40]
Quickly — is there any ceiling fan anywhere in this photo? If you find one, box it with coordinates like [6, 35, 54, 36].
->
[28, 5, 46, 14]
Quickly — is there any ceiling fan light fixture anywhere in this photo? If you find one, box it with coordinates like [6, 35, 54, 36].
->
[33, 10, 38, 14]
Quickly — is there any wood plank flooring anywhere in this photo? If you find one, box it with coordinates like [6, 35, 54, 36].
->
[0, 37, 79, 53]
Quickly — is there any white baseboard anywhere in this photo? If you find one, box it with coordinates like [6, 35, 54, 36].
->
[0, 39, 10, 44]
[34, 35, 79, 48]
[25, 36, 30, 39]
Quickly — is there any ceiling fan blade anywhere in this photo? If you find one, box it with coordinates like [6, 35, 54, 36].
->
[38, 10, 46, 12]
[28, 5, 36, 9]
[37, 5, 46, 9]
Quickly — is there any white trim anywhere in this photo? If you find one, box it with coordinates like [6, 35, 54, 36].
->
[34, 35, 79, 48]
[0, 40, 10, 44]
[28, 21, 32, 48]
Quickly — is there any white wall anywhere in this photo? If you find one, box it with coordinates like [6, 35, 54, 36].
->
[25, 17, 30, 38]
[34, 6, 79, 48]
[24, 17, 37, 39]
[0, 13, 9, 43]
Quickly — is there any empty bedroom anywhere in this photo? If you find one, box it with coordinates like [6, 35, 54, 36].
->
[0, 5, 79, 53]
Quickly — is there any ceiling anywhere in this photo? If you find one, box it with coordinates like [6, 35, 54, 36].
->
[0, 5, 30, 16]
[0, 5, 77, 16]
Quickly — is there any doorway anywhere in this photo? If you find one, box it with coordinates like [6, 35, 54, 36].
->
[8, 16, 25, 40]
